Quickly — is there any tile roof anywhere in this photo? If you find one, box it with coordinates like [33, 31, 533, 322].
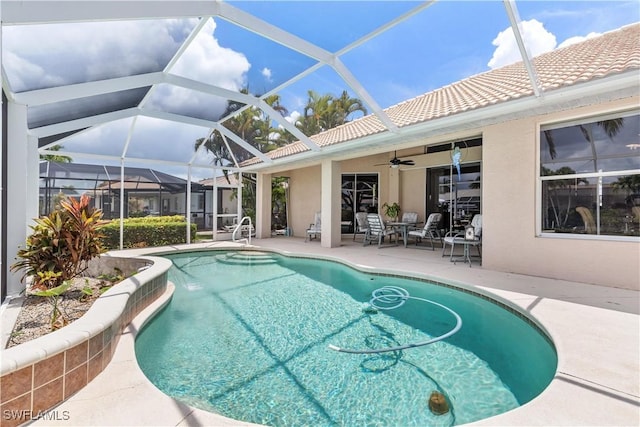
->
[244, 23, 640, 166]
[199, 174, 240, 186]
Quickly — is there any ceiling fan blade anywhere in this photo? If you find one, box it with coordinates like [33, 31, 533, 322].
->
[373, 151, 414, 167]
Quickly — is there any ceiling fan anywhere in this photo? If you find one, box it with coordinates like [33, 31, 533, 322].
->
[375, 151, 415, 168]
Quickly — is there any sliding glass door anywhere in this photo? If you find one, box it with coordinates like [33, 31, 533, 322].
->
[341, 174, 378, 233]
[427, 162, 481, 232]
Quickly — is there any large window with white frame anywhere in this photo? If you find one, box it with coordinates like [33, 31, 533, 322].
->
[539, 111, 640, 238]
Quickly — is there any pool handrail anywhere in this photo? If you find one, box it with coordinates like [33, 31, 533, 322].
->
[232, 216, 253, 245]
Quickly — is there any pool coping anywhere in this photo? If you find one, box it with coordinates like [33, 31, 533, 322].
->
[18, 241, 640, 426]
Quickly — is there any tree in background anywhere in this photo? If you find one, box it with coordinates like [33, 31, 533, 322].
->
[541, 166, 588, 229]
[40, 144, 72, 163]
[612, 175, 640, 206]
[196, 89, 367, 227]
[296, 90, 367, 136]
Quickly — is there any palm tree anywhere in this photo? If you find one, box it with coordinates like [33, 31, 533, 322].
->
[333, 90, 367, 124]
[298, 90, 333, 136]
[41, 144, 72, 163]
[612, 175, 640, 206]
[542, 166, 588, 229]
[194, 135, 232, 183]
[195, 89, 367, 226]
[297, 90, 368, 136]
[579, 118, 624, 171]
[543, 118, 624, 166]
[253, 94, 290, 152]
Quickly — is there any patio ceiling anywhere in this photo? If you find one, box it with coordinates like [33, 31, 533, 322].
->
[1, 1, 638, 178]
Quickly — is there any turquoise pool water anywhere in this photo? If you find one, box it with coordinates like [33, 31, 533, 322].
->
[135, 251, 557, 426]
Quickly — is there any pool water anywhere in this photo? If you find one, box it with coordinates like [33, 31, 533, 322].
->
[135, 251, 557, 426]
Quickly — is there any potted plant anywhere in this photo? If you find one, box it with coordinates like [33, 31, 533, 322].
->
[382, 202, 401, 221]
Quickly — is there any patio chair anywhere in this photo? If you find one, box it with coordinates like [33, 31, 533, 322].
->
[442, 214, 482, 265]
[353, 212, 369, 241]
[401, 211, 418, 224]
[363, 213, 400, 248]
[407, 212, 442, 250]
[576, 206, 596, 234]
[305, 212, 321, 242]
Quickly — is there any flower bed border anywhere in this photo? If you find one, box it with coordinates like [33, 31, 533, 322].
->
[0, 255, 171, 427]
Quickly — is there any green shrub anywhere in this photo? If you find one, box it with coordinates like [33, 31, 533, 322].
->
[11, 194, 106, 289]
[122, 215, 185, 224]
[100, 216, 197, 250]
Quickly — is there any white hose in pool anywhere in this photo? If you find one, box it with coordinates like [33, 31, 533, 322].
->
[328, 286, 462, 354]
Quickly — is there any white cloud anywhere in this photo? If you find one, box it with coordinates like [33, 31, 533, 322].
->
[50, 119, 132, 157]
[126, 117, 213, 163]
[261, 67, 273, 82]
[4, 17, 251, 123]
[268, 131, 280, 141]
[3, 19, 197, 92]
[487, 19, 557, 69]
[171, 19, 249, 89]
[145, 18, 251, 122]
[558, 32, 601, 49]
[282, 110, 301, 127]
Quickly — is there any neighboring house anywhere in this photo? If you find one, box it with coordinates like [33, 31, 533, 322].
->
[40, 161, 243, 232]
[39, 161, 205, 221]
[242, 24, 640, 290]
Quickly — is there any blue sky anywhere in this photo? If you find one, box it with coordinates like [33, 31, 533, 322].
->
[223, 0, 640, 112]
[2, 0, 639, 180]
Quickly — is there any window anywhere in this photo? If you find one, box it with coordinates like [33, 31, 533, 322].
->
[540, 112, 640, 238]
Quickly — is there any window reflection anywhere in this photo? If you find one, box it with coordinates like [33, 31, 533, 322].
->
[540, 113, 640, 237]
[341, 174, 378, 233]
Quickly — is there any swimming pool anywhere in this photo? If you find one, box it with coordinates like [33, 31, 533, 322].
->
[135, 250, 557, 426]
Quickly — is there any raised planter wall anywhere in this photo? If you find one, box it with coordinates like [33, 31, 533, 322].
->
[0, 255, 172, 427]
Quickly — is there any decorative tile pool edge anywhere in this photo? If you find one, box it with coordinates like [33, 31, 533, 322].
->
[0, 255, 172, 427]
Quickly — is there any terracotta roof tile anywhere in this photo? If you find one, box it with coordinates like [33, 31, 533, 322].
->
[245, 23, 639, 166]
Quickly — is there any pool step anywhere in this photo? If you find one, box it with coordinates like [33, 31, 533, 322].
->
[215, 251, 278, 265]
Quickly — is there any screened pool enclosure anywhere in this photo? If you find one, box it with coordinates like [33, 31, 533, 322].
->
[39, 161, 241, 231]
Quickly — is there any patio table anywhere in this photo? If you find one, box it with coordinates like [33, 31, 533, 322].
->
[388, 221, 421, 247]
[449, 236, 481, 266]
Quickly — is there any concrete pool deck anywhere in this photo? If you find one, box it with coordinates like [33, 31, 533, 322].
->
[24, 237, 640, 426]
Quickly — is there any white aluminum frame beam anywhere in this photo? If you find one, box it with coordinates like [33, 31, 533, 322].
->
[213, 123, 273, 164]
[12, 72, 164, 106]
[503, 0, 542, 97]
[29, 108, 139, 137]
[37, 149, 242, 172]
[0, 1, 221, 25]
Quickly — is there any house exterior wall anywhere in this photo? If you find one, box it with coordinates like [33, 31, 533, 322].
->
[401, 169, 426, 221]
[288, 166, 321, 238]
[278, 95, 638, 289]
[482, 96, 639, 290]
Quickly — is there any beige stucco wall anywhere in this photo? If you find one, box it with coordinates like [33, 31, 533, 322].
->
[400, 169, 426, 221]
[287, 165, 321, 238]
[482, 97, 640, 290]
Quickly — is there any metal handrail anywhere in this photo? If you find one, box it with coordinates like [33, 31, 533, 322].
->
[232, 216, 253, 245]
